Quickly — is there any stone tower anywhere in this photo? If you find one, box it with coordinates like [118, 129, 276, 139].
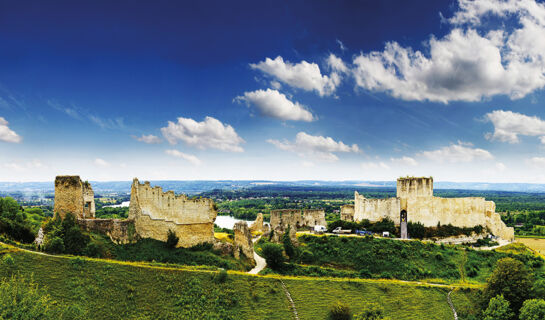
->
[397, 177, 433, 199]
[54, 175, 95, 219]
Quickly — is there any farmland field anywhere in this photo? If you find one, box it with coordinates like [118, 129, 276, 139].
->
[516, 237, 545, 256]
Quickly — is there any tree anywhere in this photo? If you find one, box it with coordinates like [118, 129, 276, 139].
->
[282, 225, 297, 261]
[44, 236, 65, 254]
[483, 257, 533, 313]
[532, 279, 545, 299]
[327, 301, 352, 320]
[261, 243, 285, 270]
[520, 299, 545, 320]
[166, 229, 179, 248]
[482, 295, 514, 320]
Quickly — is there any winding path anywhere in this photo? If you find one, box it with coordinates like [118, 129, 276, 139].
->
[248, 236, 266, 275]
[447, 290, 458, 320]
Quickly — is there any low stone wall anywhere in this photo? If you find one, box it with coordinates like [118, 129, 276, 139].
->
[77, 218, 137, 244]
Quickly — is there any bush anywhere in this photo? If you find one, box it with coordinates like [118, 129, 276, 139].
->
[327, 301, 352, 320]
[519, 299, 545, 320]
[44, 236, 65, 254]
[214, 269, 228, 283]
[166, 229, 179, 248]
[483, 295, 514, 320]
[354, 302, 386, 320]
[261, 243, 285, 270]
[282, 225, 297, 261]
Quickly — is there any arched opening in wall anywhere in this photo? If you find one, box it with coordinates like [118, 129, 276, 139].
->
[400, 210, 408, 239]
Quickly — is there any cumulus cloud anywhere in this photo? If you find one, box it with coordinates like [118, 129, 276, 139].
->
[528, 157, 545, 167]
[165, 149, 202, 165]
[390, 156, 418, 166]
[235, 89, 315, 122]
[94, 158, 110, 167]
[351, 0, 545, 103]
[484, 110, 545, 143]
[267, 132, 360, 161]
[250, 55, 345, 96]
[419, 141, 493, 163]
[133, 134, 162, 144]
[160, 116, 244, 152]
[361, 161, 390, 170]
[0, 117, 21, 143]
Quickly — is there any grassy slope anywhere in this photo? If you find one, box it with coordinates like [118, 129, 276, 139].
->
[0, 244, 479, 320]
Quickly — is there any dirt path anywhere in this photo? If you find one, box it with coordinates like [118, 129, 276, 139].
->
[248, 236, 266, 275]
[447, 290, 458, 320]
[280, 279, 299, 320]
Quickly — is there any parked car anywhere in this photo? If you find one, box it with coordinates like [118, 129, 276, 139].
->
[313, 225, 327, 234]
[356, 230, 373, 236]
[382, 231, 390, 237]
[332, 227, 352, 234]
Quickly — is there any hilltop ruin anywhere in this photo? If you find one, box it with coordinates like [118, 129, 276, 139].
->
[341, 177, 514, 241]
[54, 176, 218, 248]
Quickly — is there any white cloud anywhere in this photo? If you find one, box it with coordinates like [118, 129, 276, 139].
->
[0, 117, 21, 143]
[250, 56, 343, 96]
[351, 0, 545, 103]
[267, 132, 360, 161]
[133, 134, 162, 144]
[165, 149, 202, 165]
[327, 53, 348, 73]
[94, 158, 110, 167]
[419, 141, 493, 163]
[361, 161, 390, 170]
[528, 157, 545, 167]
[2, 160, 44, 171]
[484, 110, 545, 143]
[235, 89, 315, 122]
[390, 156, 418, 166]
[160, 116, 244, 152]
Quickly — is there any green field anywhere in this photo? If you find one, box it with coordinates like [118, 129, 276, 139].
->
[0, 243, 479, 320]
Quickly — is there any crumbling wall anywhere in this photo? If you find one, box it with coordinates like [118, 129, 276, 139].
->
[54, 176, 95, 219]
[77, 218, 136, 244]
[128, 178, 217, 247]
[302, 209, 327, 227]
[269, 209, 325, 244]
[350, 176, 514, 241]
[233, 221, 255, 264]
[340, 205, 355, 221]
[354, 192, 400, 223]
[249, 213, 264, 233]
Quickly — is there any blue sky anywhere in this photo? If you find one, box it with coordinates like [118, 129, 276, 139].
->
[1, 0, 545, 182]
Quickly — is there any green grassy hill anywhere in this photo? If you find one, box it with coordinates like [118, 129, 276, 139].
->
[0, 242, 479, 320]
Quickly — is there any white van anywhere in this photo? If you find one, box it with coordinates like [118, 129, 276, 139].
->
[314, 225, 327, 234]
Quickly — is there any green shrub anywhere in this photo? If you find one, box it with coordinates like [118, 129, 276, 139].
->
[327, 301, 352, 320]
[215, 269, 228, 283]
[261, 243, 285, 270]
[166, 229, 179, 248]
[353, 302, 386, 320]
[44, 236, 65, 254]
[282, 225, 297, 261]
[519, 299, 545, 320]
[483, 295, 514, 320]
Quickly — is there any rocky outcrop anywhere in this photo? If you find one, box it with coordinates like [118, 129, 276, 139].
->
[249, 213, 264, 233]
[234, 221, 255, 264]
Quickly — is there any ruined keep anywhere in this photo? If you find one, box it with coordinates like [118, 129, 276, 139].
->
[233, 221, 255, 264]
[269, 209, 326, 243]
[342, 177, 514, 241]
[54, 176, 96, 219]
[128, 178, 217, 247]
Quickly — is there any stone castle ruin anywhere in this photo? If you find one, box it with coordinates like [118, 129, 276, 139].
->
[269, 209, 327, 242]
[341, 177, 514, 241]
[54, 176, 218, 248]
[128, 178, 217, 247]
[54, 176, 96, 219]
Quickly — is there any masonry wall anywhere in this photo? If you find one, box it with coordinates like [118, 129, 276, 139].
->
[128, 178, 217, 247]
[77, 218, 136, 244]
[397, 177, 433, 199]
[54, 176, 95, 219]
[354, 192, 400, 223]
[270, 209, 326, 230]
[340, 205, 355, 221]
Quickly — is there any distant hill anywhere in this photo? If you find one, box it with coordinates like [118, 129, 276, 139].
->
[1, 179, 545, 194]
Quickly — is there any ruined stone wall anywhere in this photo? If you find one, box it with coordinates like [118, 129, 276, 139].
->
[270, 209, 326, 230]
[249, 213, 264, 233]
[397, 177, 433, 199]
[233, 221, 255, 264]
[77, 218, 136, 244]
[128, 178, 217, 247]
[350, 177, 514, 241]
[354, 192, 400, 223]
[54, 176, 95, 219]
[340, 205, 355, 221]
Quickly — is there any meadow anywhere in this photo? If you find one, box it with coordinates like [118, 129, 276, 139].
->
[0, 243, 479, 320]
